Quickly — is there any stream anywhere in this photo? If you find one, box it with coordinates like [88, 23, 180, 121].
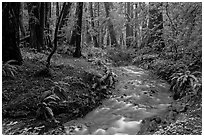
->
[63, 66, 173, 135]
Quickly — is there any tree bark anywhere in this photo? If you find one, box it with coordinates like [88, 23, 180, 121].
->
[28, 3, 40, 51]
[39, 2, 45, 49]
[60, 2, 72, 29]
[2, 2, 23, 64]
[134, 3, 138, 48]
[56, 2, 59, 19]
[104, 2, 118, 47]
[28, 3, 45, 51]
[126, 2, 131, 48]
[89, 2, 99, 47]
[73, 2, 84, 58]
[19, 2, 26, 37]
[45, 2, 51, 31]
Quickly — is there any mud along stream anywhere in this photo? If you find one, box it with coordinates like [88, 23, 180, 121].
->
[63, 66, 173, 135]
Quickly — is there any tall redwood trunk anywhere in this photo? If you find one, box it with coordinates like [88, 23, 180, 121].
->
[2, 2, 23, 64]
[39, 2, 45, 49]
[126, 2, 131, 47]
[45, 2, 51, 31]
[28, 2, 45, 51]
[19, 2, 26, 37]
[73, 2, 84, 57]
[89, 2, 99, 47]
[60, 2, 72, 29]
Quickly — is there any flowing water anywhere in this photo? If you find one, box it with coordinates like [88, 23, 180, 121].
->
[63, 66, 172, 135]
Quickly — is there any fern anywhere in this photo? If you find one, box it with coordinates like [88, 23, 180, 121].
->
[2, 60, 18, 78]
[36, 85, 68, 122]
[170, 70, 201, 99]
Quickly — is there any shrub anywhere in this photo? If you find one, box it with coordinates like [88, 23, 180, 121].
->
[106, 47, 133, 66]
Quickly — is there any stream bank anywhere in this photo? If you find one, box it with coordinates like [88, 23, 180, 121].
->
[62, 66, 174, 135]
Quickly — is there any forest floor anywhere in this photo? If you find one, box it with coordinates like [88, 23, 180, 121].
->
[2, 48, 202, 135]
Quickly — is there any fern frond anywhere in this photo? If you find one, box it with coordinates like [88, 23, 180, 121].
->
[192, 71, 201, 76]
[44, 94, 60, 103]
[189, 74, 199, 83]
[53, 86, 68, 101]
[45, 106, 54, 118]
[47, 101, 58, 106]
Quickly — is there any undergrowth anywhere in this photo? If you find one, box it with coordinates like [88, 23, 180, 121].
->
[2, 48, 117, 133]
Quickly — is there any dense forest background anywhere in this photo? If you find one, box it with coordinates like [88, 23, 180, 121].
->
[3, 2, 202, 98]
[3, 2, 202, 67]
[2, 2, 202, 135]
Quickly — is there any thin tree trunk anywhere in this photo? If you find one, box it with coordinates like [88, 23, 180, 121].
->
[73, 2, 83, 57]
[89, 2, 99, 47]
[126, 2, 131, 48]
[29, 3, 40, 51]
[85, 4, 92, 45]
[47, 2, 67, 68]
[104, 2, 118, 47]
[19, 2, 26, 37]
[130, 3, 134, 37]
[60, 2, 72, 29]
[134, 3, 138, 48]
[45, 2, 51, 31]
[39, 2, 45, 49]
[56, 2, 59, 18]
[97, 2, 101, 47]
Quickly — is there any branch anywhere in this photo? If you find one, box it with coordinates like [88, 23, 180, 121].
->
[46, 2, 66, 68]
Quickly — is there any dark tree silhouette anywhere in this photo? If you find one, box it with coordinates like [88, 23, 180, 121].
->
[60, 2, 72, 29]
[28, 2, 45, 51]
[2, 2, 23, 64]
[73, 2, 84, 58]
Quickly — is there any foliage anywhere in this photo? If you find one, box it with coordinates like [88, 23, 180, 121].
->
[170, 70, 201, 99]
[36, 86, 67, 123]
[106, 47, 133, 66]
[2, 60, 18, 78]
[36, 64, 116, 123]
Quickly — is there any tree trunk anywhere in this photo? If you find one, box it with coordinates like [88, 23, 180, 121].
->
[56, 2, 59, 19]
[89, 2, 99, 47]
[104, 2, 118, 47]
[148, 3, 165, 52]
[45, 2, 51, 31]
[85, 4, 92, 45]
[97, 2, 101, 47]
[60, 2, 72, 29]
[39, 2, 45, 49]
[28, 3, 45, 51]
[19, 2, 26, 37]
[134, 3, 138, 48]
[29, 3, 40, 51]
[73, 2, 84, 58]
[126, 2, 131, 48]
[2, 2, 23, 64]
[46, 2, 68, 68]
